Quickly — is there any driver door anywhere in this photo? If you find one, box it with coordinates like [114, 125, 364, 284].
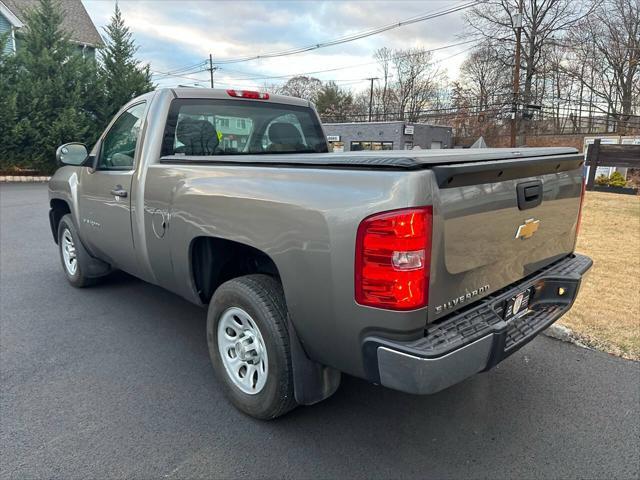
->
[77, 102, 147, 275]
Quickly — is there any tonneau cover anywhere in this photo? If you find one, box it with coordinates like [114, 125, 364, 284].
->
[160, 147, 579, 169]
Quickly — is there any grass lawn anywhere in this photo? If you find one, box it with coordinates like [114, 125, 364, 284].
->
[560, 191, 640, 360]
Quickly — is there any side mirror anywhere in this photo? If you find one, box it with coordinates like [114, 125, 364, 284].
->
[56, 143, 88, 166]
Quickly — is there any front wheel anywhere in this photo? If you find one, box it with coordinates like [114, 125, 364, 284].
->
[57, 214, 98, 288]
[207, 274, 297, 419]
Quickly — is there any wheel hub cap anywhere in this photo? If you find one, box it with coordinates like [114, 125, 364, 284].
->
[61, 228, 78, 275]
[234, 332, 261, 363]
[217, 307, 268, 395]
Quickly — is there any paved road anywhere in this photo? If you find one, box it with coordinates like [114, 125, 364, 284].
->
[1, 183, 639, 479]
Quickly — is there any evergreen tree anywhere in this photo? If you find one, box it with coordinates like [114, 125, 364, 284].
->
[315, 82, 354, 122]
[9, 0, 100, 173]
[0, 34, 19, 170]
[99, 4, 153, 123]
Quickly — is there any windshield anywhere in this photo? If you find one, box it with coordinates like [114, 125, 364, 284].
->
[161, 98, 328, 156]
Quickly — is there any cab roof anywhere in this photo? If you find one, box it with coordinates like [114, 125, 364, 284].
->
[167, 87, 312, 108]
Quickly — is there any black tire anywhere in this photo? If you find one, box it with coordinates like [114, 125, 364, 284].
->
[57, 214, 98, 288]
[207, 274, 297, 419]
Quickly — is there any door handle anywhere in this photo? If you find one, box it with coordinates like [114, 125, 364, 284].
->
[110, 187, 128, 198]
[516, 180, 542, 210]
[524, 185, 540, 201]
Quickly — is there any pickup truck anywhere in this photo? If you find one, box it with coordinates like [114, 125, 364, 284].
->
[49, 88, 592, 419]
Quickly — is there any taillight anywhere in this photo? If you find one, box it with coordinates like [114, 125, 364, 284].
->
[226, 89, 269, 100]
[576, 178, 586, 236]
[355, 207, 432, 311]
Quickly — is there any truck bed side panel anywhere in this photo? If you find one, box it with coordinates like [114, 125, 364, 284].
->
[143, 164, 434, 378]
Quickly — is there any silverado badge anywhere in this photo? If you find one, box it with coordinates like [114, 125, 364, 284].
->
[435, 284, 490, 314]
[515, 218, 540, 240]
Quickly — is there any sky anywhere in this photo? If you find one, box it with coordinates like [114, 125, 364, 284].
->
[83, 0, 472, 93]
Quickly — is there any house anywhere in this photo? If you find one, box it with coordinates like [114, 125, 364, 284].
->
[1, 0, 103, 57]
[323, 121, 453, 152]
[215, 116, 252, 151]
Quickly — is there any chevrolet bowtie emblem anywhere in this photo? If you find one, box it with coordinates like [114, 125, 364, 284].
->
[515, 218, 540, 239]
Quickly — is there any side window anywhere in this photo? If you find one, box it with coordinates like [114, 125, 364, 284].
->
[98, 102, 146, 170]
[351, 141, 393, 151]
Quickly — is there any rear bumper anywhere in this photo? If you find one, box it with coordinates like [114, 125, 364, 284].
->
[363, 254, 592, 395]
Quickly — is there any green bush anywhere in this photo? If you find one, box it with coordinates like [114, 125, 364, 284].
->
[594, 171, 629, 188]
[608, 171, 628, 188]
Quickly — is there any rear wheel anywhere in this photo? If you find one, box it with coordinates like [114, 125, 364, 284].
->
[57, 214, 97, 288]
[207, 274, 297, 419]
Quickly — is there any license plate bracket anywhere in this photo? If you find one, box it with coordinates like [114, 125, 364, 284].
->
[503, 287, 533, 321]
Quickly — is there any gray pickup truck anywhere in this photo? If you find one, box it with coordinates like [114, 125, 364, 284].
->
[49, 88, 592, 419]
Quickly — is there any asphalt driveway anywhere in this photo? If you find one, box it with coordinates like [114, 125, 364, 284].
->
[1, 183, 639, 479]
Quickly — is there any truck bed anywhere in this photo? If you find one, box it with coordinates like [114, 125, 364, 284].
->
[157, 145, 585, 326]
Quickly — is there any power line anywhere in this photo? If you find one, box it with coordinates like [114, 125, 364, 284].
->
[151, 70, 209, 83]
[161, 60, 208, 76]
[161, 38, 477, 83]
[157, 25, 495, 84]
[149, 39, 477, 89]
[209, 1, 480, 64]
[215, 40, 477, 83]
[319, 100, 640, 122]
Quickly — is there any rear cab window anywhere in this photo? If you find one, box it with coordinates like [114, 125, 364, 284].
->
[161, 99, 327, 156]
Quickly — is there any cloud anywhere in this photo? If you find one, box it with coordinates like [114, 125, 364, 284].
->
[83, 0, 472, 91]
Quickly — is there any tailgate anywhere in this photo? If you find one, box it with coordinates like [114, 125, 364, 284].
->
[427, 153, 585, 322]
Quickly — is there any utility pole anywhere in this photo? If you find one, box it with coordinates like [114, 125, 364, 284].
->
[510, 0, 523, 148]
[209, 53, 215, 88]
[367, 77, 379, 122]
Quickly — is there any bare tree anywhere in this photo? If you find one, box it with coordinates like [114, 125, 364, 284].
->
[566, 0, 640, 126]
[465, 0, 594, 106]
[449, 81, 475, 137]
[373, 48, 395, 120]
[459, 45, 509, 110]
[392, 48, 441, 122]
[351, 91, 372, 121]
[367, 48, 443, 121]
[275, 76, 322, 102]
[538, 43, 579, 133]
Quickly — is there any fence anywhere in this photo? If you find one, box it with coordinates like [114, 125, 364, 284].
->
[585, 139, 640, 190]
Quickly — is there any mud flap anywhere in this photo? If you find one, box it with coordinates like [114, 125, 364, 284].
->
[287, 317, 341, 405]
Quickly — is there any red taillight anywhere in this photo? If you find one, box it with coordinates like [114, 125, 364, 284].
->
[355, 207, 432, 311]
[226, 89, 269, 100]
[576, 178, 586, 236]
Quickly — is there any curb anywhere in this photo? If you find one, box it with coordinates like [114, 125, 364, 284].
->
[543, 323, 590, 349]
[0, 176, 51, 182]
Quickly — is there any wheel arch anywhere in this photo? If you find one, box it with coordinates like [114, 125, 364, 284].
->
[190, 235, 341, 405]
[189, 235, 281, 305]
[49, 198, 72, 244]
